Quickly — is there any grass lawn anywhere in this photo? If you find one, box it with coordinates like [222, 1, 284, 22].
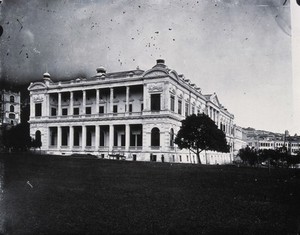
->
[1, 153, 300, 235]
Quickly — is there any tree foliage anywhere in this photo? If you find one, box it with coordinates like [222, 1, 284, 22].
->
[2, 122, 34, 152]
[238, 146, 258, 166]
[238, 146, 300, 168]
[175, 113, 229, 164]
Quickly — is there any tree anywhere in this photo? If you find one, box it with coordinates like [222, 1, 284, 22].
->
[2, 122, 32, 152]
[174, 113, 229, 164]
[286, 151, 300, 168]
[238, 146, 258, 166]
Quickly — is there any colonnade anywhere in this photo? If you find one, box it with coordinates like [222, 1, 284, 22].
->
[49, 124, 142, 152]
[49, 86, 134, 116]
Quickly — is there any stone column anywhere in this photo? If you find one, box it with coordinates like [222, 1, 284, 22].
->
[96, 89, 100, 114]
[110, 88, 114, 113]
[57, 126, 61, 150]
[182, 97, 185, 116]
[175, 92, 178, 114]
[58, 92, 61, 116]
[143, 84, 147, 112]
[189, 93, 192, 116]
[45, 94, 50, 117]
[125, 124, 130, 151]
[109, 125, 114, 152]
[82, 90, 86, 115]
[70, 91, 73, 115]
[167, 89, 171, 112]
[126, 86, 130, 113]
[82, 126, 86, 151]
[69, 126, 74, 149]
[95, 125, 100, 151]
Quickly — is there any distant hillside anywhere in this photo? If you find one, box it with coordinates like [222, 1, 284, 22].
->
[242, 127, 284, 138]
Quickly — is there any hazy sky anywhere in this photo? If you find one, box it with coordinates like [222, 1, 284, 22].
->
[0, 0, 294, 134]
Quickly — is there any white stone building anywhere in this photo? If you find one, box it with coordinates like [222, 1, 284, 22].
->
[0, 90, 21, 126]
[233, 125, 247, 159]
[28, 59, 234, 164]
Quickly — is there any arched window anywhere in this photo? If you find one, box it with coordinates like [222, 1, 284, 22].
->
[170, 128, 174, 146]
[9, 113, 15, 119]
[10, 105, 14, 112]
[10, 96, 14, 103]
[151, 127, 160, 146]
[35, 130, 42, 147]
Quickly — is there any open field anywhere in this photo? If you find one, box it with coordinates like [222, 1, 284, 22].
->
[1, 153, 300, 234]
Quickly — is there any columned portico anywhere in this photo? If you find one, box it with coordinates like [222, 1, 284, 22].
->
[57, 126, 61, 150]
[125, 124, 130, 151]
[95, 125, 100, 151]
[82, 90, 86, 114]
[69, 126, 74, 148]
[126, 86, 130, 113]
[82, 126, 86, 150]
[29, 59, 234, 164]
[96, 89, 100, 112]
[70, 92, 73, 115]
[109, 125, 114, 152]
[58, 92, 62, 116]
[110, 88, 114, 113]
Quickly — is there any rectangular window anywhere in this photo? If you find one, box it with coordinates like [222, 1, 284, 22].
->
[51, 108, 57, 116]
[121, 134, 125, 146]
[73, 107, 79, 115]
[74, 128, 80, 146]
[151, 94, 161, 111]
[178, 100, 182, 115]
[35, 103, 42, 117]
[170, 95, 175, 112]
[50, 129, 56, 146]
[185, 103, 189, 117]
[9, 113, 15, 119]
[86, 107, 91, 115]
[86, 130, 92, 146]
[113, 105, 118, 113]
[99, 106, 104, 114]
[141, 103, 144, 112]
[61, 127, 68, 146]
[100, 131, 105, 146]
[137, 134, 142, 146]
[114, 130, 118, 146]
[129, 104, 133, 113]
[62, 108, 68, 116]
[192, 106, 195, 114]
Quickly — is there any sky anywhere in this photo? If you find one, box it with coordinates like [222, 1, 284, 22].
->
[0, 0, 295, 134]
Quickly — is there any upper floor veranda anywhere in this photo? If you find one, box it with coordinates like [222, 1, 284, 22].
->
[28, 59, 234, 135]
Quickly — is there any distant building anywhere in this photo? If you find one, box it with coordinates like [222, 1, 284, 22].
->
[244, 128, 300, 155]
[28, 59, 235, 164]
[0, 89, 21, 127]
[233, 125, 247, 159]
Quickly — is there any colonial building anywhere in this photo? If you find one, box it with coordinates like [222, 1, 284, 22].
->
[0, 89, 21, 127]
[233, 125, 247, 159]
[28, 59, 234, 164]
[245, 129, 300, 155]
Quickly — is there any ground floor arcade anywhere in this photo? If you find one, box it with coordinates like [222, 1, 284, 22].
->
[31, 121, 233, 164]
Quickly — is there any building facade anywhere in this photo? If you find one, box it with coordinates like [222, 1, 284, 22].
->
[245, 129, 300, 155]
[233, 125, 247, 159]
[28, 60, 234, 164]
[0, 90, 21, 127]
